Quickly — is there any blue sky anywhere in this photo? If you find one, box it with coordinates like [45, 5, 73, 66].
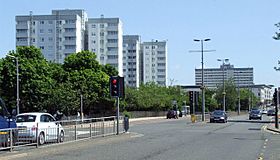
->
[1, 0, 280, 87]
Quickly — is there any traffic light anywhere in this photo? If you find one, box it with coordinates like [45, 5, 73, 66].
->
[189, 91, 194, 114]
[110, 76, 119, 97]
[189, 91, 194, 105]
[109, 76, 125, 98]
[118, 77, 125, 98]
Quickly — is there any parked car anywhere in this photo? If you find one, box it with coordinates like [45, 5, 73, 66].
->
[267, 109, 275, 116]
[261, 109, 268, 115]
[210, 110, 228, 123]
[249, 109, 262, 120]
[16, 112, 64, 145]
[166, 110, 178, 119]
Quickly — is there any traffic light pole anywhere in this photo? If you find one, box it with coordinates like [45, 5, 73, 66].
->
[116, 97, 120, 135]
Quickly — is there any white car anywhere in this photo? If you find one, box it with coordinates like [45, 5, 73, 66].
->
[16, 112, 64, 145]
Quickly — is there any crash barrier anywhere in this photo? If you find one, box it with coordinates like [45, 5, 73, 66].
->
[0, 116, 123, 151]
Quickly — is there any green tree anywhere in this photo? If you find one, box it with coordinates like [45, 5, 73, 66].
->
[0, 46, 53, 112]
[215, 79, 238, 111]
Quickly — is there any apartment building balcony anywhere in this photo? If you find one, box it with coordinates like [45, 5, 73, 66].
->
[106, 35, 118, 39]
[106, 42, 118, 48]
[63, 23, 76, 29]
[106, 26, 118, 31]
[63, 48, 76, 54]
[16, 24, 28, 29]
[16, 41, 28, 46]
[63, 40, 76, 45]
[17, 33, 29, 38]
[63, 32, 76, 37]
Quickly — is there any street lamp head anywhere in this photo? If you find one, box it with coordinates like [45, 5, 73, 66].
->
[225, 59, 229, 62]
[217, 59, 222, 62]
[204, 38, 211, 41]
[193, 39, 200, 42]
[7, 54, 16, 58]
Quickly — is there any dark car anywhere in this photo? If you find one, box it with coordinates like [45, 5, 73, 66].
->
[166, 110, 178, 119]
[210, 110, 227, 123]
[267, 109, 275, 116]
[249, 109, 262, 120]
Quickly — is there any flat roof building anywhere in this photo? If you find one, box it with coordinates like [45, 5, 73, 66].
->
[16, 10, 87, 63]
[195, 64, 254, 89]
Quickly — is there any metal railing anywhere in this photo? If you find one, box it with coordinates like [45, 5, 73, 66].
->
[0, 116, 123, 152]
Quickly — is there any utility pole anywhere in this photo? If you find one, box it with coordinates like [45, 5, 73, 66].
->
[274, 61, 280, 129]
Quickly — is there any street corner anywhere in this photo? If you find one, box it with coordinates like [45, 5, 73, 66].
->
[264, 124, 280, 134]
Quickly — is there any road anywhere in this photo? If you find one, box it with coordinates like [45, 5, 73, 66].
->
[2, 114, 279, 160]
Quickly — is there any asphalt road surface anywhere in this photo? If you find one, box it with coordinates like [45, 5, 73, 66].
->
[2, 114, 278, 160]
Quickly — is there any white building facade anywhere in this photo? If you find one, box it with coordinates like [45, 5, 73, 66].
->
[87, 17, 123, 76]
[16, 9, 87, 63]
[195, 64, 254, 89]
[123, 35, 141, 88]
[141, 40, 167, 86]
[249, 85, 273, 107]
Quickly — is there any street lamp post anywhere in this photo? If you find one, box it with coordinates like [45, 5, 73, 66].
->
[237, 71, 241, 115]
[217, 58, 229, 112]
[7, 55, 19, 115]
[194, 39, 211, 122]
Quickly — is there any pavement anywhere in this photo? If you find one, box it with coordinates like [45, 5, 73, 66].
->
[265, 119, 280, 134]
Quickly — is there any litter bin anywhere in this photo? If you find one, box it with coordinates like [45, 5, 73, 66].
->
[191, 114, 196, 123]
[124, 116, 129, 132]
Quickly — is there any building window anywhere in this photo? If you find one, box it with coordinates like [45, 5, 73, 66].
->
[100, 40, 104, 44]
[108, 55, 118, 59]
[39, 46, 44, 50]
[48, 29, 53, 33]
[108, 23, 117, 26]
[92, 24, 96, 28]
[107, 47, 118, 51]
[107, 31, 118, 35]
[39, 21, 44, 24]
[41, 38, 44, 42]
[48, 21, 53, 24]
[39, 29, 44, 33]
[100, 32, 104, 36]
[65, 36, 76, 41]
[108, 39, 118, 43]
[48, 37, 53, 41]
[65, 28, 75, 32]
[100, 24, 104, 28]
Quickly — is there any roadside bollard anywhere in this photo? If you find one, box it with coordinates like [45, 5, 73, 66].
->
[124, 116, 129, 132]
[191, 114, 196, 123]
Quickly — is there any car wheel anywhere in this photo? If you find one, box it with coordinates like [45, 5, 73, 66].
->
[38, 132, 45, 145]
[59, 131, 64, 143]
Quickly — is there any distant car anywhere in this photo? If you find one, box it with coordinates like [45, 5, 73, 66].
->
[16, 112, 64, 145]
[249, 110, 262, 120]
[166, 110, 178, 119]
[261, 109, 267, 115]
[267, 109, 275, 116]
[210, 110, 228, 123]
[179, 110, 187, 117]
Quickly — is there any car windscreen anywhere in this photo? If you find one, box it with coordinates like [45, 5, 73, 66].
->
[212, 111, 224, 115]
[251, 110, 260, 114]
[16, 115, 36, 122]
